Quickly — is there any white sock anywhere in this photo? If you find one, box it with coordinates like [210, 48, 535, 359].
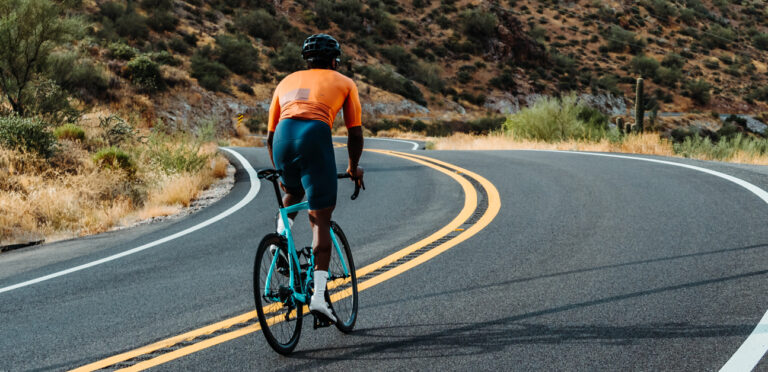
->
[312, 270, 328, 303]
[276, 216, 293, 234]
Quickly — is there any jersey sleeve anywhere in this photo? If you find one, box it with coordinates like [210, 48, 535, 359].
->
[267, 86, 281, 132]
[342, 80, 362, 129]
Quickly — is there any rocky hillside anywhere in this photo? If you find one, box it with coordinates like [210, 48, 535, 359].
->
[48, 0, 768, 131]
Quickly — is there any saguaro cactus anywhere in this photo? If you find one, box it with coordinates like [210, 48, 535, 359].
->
[635, 77, 645, 133]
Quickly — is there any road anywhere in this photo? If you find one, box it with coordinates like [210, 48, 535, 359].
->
[1, 138, 767, 371]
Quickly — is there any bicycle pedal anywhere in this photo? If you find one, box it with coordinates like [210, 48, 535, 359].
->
[312, 312, 334, 329]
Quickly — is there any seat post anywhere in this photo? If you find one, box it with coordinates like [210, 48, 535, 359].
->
[271, 178, 284, 209]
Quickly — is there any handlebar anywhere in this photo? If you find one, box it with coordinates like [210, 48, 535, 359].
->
[337, 173, 362, 200]
[257, 168, 363, 201]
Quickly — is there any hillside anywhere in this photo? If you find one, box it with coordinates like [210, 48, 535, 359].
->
[8, 0, 768, 134]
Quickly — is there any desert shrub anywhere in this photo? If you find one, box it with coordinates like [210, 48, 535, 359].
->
[99, 1, 124, 21]
[168, 37, 189, 54]
[704, 59, 720, 69]
[746, 86, 768, 103]
[46, 53, 109, 101]
[468, 117, 505, 134]
[753, 33, 768, 51]
[686, 79, 712, 105]
[215, 34, 259, 74]
[108, 42, 137, 60]
[93, 146, 134, 173]
[147, 11, 178, 32]
[502, 95, 610, 141]
[415, 62, 445, 92]
[190, 50, 230, 92]
[115, 12, 149, 40]
[53, 123, 85, 141]
[630, 55, 660, 78]
[99, 115, 135, 146]
[236, 9, 280, 43]
[380, 45, 419, 77]
[237, 83, 254, 95]
[126, 55, 165, 92]
[460, 9, 497, 45]
[490, 69, 516, 90]
[702, 24, 735, 49]
[270, 42, 305, 72]
[661, 53, 686, 69]
[655, 67, 681, 87]
[140, 0, 173, 11]
[0, 115, 57, 157]
[678, 8, 697, 24]
[603, 25, 645, 53]
[145, 134, 209, 174]
[644, 0, 676, 22]
[150, 50, 181, 66]
[25, 79, 79, 125]
[673, 134, 768, 160]
[358, 65, 426, 106]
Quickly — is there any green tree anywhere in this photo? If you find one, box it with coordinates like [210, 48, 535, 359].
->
[0, 0, 80, 115]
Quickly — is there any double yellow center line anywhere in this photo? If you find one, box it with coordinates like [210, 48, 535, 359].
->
[72, 150, 501, 371]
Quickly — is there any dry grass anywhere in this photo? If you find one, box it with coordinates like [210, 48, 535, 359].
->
[0, 132, 233, 246]
[433, 132, 768, 165]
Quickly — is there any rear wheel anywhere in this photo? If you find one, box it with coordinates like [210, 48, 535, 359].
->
[328, 222, 358, 333]
[254, 233, 302, 354]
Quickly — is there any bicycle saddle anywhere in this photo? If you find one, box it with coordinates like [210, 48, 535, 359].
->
[257, 168, 282, 181]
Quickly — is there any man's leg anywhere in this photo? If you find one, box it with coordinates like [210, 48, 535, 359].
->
[308, 206, 335, 270]
[308, 205, 337, 322]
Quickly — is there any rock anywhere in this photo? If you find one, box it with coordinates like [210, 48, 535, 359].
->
[492, 9, 548, 66]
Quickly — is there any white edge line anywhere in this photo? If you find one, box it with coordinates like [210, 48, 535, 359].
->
[528, 149, 768, 371]
[367, 137, 420, 150]
[0, 148, 260, 295]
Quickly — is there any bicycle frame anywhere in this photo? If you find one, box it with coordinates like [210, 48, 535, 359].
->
[263, 201, 350, 305]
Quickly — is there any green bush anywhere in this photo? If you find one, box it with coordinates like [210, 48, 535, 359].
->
[99, 115, 135, 146]
[644, 0, 676, 22]
[168, 37, 190, 54]
[673, 134, 768, 160]
[270, 42, 305, 72]
[490, 69, 516, 90]
[661, 53, 686, 69]
[753, 33, 768, 51]
[655, 66, 681, 87]
[0, 115, 57, 157]
[150, 50, 181, 66]
[358, 65, 426, 106]
[115, 12, 150, 40]
[686, 79, 712, 105]
[145, 134, 209, 174]
[460, 9, 497, 45]
[93, 146, 135, 173]
[25, 79, 79, 125]
[236, 9, 280, 44]
[702, 24, 735, 49]
[53, 123, 85, 141]
[45, 53, 108, 102]
[746, 86, 768, 103]
[99, 1, 124, 21]
[108, 42, 137, 60]
[215, 34, 259, 74]
[190, 51, 230, 92]
[147, 10, 178, 32]
[603, 25, 645, 53]
[126, 55, 165, 92]
[502, 95, 610, 142]
[630, 55, 660, 78]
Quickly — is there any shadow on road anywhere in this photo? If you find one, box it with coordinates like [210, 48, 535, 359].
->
[276, 245, 768, 370]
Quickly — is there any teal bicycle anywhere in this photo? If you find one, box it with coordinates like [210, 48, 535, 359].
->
[253, 169, 360, 355]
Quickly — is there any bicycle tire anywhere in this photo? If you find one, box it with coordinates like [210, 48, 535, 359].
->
[328, 222, 358, 333]
[254, 233, 303, 354]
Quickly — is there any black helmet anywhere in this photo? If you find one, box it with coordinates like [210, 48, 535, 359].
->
[301, 34, 341, 62]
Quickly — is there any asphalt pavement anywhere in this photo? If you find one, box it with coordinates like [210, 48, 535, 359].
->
[1, 138, 767, 371]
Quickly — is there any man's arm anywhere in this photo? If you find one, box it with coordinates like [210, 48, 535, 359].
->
[346, 126, 363, 173]
[267, 131, 275, 167]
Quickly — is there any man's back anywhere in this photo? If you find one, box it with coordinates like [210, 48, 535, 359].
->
[268, 69, 361, 132]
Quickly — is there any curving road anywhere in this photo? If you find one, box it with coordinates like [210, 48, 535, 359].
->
[1, 138, 767, 371]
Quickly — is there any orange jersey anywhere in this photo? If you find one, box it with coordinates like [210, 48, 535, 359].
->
[267, 69, 362, 132]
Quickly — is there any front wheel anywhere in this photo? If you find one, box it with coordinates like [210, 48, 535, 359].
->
[328, 222, 358, 333]
[254, 233, 303, 355]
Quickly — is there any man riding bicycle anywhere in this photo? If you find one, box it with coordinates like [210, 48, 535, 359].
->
[266, 34, 364, 324]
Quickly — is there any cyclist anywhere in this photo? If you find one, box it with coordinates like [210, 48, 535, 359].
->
[266, 34, 364, 324]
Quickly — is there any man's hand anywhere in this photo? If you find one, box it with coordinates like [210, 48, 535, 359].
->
[346, 165, 365, 191]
